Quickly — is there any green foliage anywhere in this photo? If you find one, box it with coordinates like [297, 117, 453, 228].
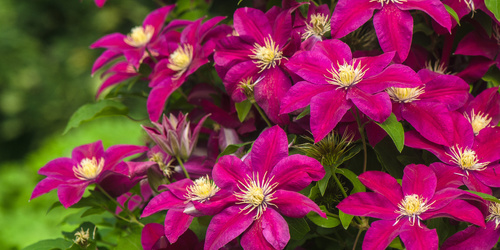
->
[485, 0, 500, 22]
[285, 217, 310, 240]
[338, 210, 354, 230]
[307, 206, 340, 228]
[64, 100, 129, 134]
[375, 113, 404, 153]
[444, 4, 460, 25]
[235, 100, 252, 122]
[23, 238, 72, 250]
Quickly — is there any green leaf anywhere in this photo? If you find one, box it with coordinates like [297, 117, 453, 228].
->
[23, 238, 72, 250]
[217, 141, 253, 159]
[467, 190, 500, 203]
[146, 167, 169, 193]
[308, 184, 320, 200]
[444, 4, 460, 25]
[115, 228, 142, 250]
[81, 207, 105, 218]
[46, 201, 62, 215]
[63, 99, 129, 134]
[339, 210, 354, 230]
[285, 217, 310, 240]
[295, 106, 310, 120]
[388, 237, 404, 249]
[317, 165, 332, 196]
[307, 206, 340, 228]
[485, 0, 500, 22]
[375, 113, 404, 152]
[374, 137, 404, 179]
[235, 100, 252, 122]
[335, 168, 365, 194]
[483, 65, 500, 88]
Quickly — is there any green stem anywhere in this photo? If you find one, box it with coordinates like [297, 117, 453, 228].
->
[251, 99, 272, 127]
[354, 107, 368, 173]
[352, 228, 364, 250]
[96, 184, 144, 227]
[146, 48, 158, 64]
[332, 167, 348, 199]
[176, 156, 191, 179]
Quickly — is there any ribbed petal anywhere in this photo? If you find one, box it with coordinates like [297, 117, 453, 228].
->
[273, 190, 326, 218]
[90, 33, 131, 50]
[423, 199, 485, 227]
[357, 64, 422, 94]
[429, 162, 462, 190]
[467, 86, 500, 125]
[142, 5, 175, 38]
[223, 61, 259, 102]
[270, 155, 324, 191]
[141, 191, 186, 217]
[262, 208, 290, 250]
[213, 155, 251, 191]
[348, 88, 391, 123]
[473, 166, 500, 187]
[363, 220, 403, 250]
[427, 188, 479, 212]
[355, 51, 395, 78]
[405, 131, 449, 161]
[147, 80, 184, 122]
[214, 36, 254, 68]
[474, 127, 500, 163]
[250, 125, 288, 175]
[337, 192, 398, 220]
[400, 0, 451, 31]
[311, 39, 352, 66]
[311, 89, 351, 142]
[463, 173, 492, 194]
[141, 223, 165, 250]
[358, 171, 403, 207]
[240, 217, 274, 250]
[455, 30, 499, 60]
[204, 205, 254, 250]
[97, 74, 137, 98]
[285, 50, 332, 85]
[441, 221, 500, 250]
[373, 5, 413, 62]
[254, 67, 291, 125]
[72, 141, 105, 164]
[38, 157, 77, 179]
[234, 8, 271, 44]
[91, 50, 122, 75]
[58, 183, 88, 208]
[421, 74, 470, 111]
[163, 178, 192, 200]
[399, 222, 438, 250]
[105, 145, 148, 170]
[402, 164, 436, 201]
[330, 0, 379, 38]
[30, 178, 66, 200]
[164, 210, 193, 243]
[280, 81, 335, 114]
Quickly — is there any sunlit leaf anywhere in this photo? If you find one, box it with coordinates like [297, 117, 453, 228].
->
[375, 113, 404, 152]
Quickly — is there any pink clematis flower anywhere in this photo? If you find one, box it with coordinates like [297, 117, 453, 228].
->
[282, 39, 421, 142]
[337, 164, 485, 250]
[203, 125, 326, 250]
[455, 23, 500, 72]
[294, 3, 331, 50]
[461, 86, 500, 136]
[30, 141, 148, 208]
[94, 0, 106, 8]
[330, 0, 451, 62]
[95, 60, 141, 98]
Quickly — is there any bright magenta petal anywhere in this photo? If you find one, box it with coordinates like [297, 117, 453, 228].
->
[441, 221, 500, 250]
[58, 183, 88, 208]
[399, 222, 438, 250]
[204, 205, 254, 250]
[330, 0, 379, 38]
[142, 5, 175, 38]
[250, 126, 289, 175]
[240, 219, 275, 250]
[141, 191, 185, 217]
[311, 39, 352, 66]
[424, 199, 485, 227]
[280, 81, 335, 114]
[254, 67, 291, 125]
[363, 219, 403, 250]
[359, 171, 403, 207]
[270, 154, 324, 191]
[234, 8, 271, 44]
[164, 210, 193, 243]
[400, 0, 451, 31]
[348, 88, 391, 123]
[357, 64, 421, 94]
[273, 190, 326, 218]
[310, 89, 351, 142]
[30, 178, 66, 200]
[337, 192, 398, 220]
[213, 155, 251, 191]
[285, 50, 332, 85]
[402, 164, 436, 201]
[261, 208, 290, 250]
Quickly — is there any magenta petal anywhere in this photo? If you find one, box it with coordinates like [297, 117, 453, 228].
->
[240, 219, 275, 250]
[429, 162, 463, 190]
[31, 178, 66, 200]
[261, 208, 290, 250]
[337, 192, 398, 219]
[421, 74, 470, 111]
[405, 131, 449, 161]
[105, 145, 148, 169]
[270, 155, 324, 191]
[234, 8, 271, 44]
[164, 210, 193, 243]
[254, 67, 291, 125]
[426, 188, 477, 212]
[356, 52, 395, 78]
[90, 33, 131, 50]
[141, 223, 165, 250]
[311, 39, 352, 66]
[424, 199, 485, 227]
[143, 5, 175, 37]
[213, 155, 251, 191]
[455, 30, 499, 60]
[250, 125, 289, 175]
[467, 86, 500, 125]
[91, 50, 122, 75]
[97, 74, 137, 98]
[310, 89, 351, 142]
[141, 191, 185, 217]
[358, 171, 403, 207]
[441, 221, 500, 250]
[147, 81, 183, 122]
[164, 178, 193, 200]
[223, 61, 259, 102]
[348, 88, 391, 123]
[214, 36, 254, 68]
[363, 219, 403, 250]
[402, 164, 436, 200]
[94, 0, 106, 7]
[474, 127, 500, 162]
[38, 157, 77, 179]
[285, 51, 332, 85]
[373, 5, 413, 62]
[58, 183, 88, 208]
[463, 173, 492, 194]
[472, 166, 500, 188]
[330, 0, 379, 38]
[399, 0, 451, 31]
[357, 64, 421, 94]
[399, 222, 438, 250]
[280, 81, 335, 114]
[204, 205, 254, 250]
[273, 190, 326, 218]
[72, 141, 105, 164]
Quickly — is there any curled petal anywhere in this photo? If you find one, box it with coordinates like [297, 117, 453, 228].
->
[337, 192, 398, 220]
[373, 5, 413, 62]
[363, 219, 403, 250]
[270, 155, 324, 191]
[359, 171, 403, 207]
[250, 125, 289, 175]
[204, 205, 254, 250]
[273, 190, 326, 218]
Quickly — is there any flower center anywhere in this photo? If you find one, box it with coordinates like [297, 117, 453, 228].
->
[124, 25, 154, 47]
[302, 13, 331, 40]
[73, 157, 105, 181]
[167, 44, 194, 78]
[326, 60, 366, 88]
[395, 194, 433, 226]
[425, 60, 449, 74]
[461, 0, 476, 12]
[446, 145, 489, 172]
[74, 228, 90, 246]
[185, 175, 220, 203]
[250, 36, 283, 73]
[386, 86, 425, 103]
[487, 202, 500, 229]
[235, 172, 278, 220]
[370, 0, 407, 6]
[464, 109, 492, 135]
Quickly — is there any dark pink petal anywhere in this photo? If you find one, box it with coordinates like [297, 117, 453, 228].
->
[142, 5, 175, 38]
[463, 173, 492, 194]
[429, 162, 463, 190]
[473, 166, 500, 188]
[37, 157, 77, 179]
[356, 51, 395, 78]
[250, 125, 289, 174]
[147, 80, 183, 122]
[280, 81, 335, 114]
[441, 221, 500, 250]
[358, 64, 421, 94]
[180, 19, 203, 45]
[164, 210, 193, 243]
[234, 8, 271, 44]
[198, 16, 227, 42]
[273, 190, 326, 218]
[424, 199, 485, 227]
[449, 111, 474, 148]
[402, 164, 436, 200]
[141, 191, 186, 217]
[30, 178, 66, 200]
[105, 145, 148, 170]
[456, 57, 495, 84]
[455, 30, 499, 60]
[270, 154, 324, 191]
[271, 9, 292, 47]
[467, 87, 500, 125]
[90, 33, 131, 50]
[213, 155, 251, 191]
[311, 39, 352, 66]
[348, 88, 391, 123]
[163, 178, 193, 200]
[421, 74, 470, 111]
[193, 193, 237, 216]
[474, 127, 500, 162]
[58, 183, 88, 208]
[358, 171, 403, 206]
[94, 0, 106, 7]
[261, 208, 290, 250]
[427, 188, 481, 211]
[373, 5, 413, 62]
[400, 0, 451, 31]
[330, 0, 379, 39]
[405, 131, 449, 161]
[97, 74, 137, 98]
[204, 205, 254, 250]
[399, 222, 438, 250]
[141, 223, 166, 250]
[285, 50, 333, 85]
[240, 218, 274, 250]
[214, 36, 254, 68]
[363, 219, 403, 250]
[310, 89, 351, 142]
[337, 192, 398, 219]
[97, 171, 137, 197]
[91, 50, 122, 75]
[254, 67, 291, 125]
[72, 141, 105, 164]
[223, 61, 259, 102]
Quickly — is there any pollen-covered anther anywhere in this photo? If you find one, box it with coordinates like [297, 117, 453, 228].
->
[124, 25, 155, 47]
[425, 60, 450, 75]
[73, 157, 105, 181]
[370, 0, 407, 7]
[487, 202, 500, 229]
[235, 172, 278, 220]
[74, 228, 90, 246]
[386, 86, 425, 103]
[446, 145, 489, 172]
[326, 60, 367, 88]
[167, 44, 194, 78]
[395, 194, 433, 226]
[464, 109, 492, 135]
[185, 175, 220, 203]
[250, 36, 283, 72]
[302, 13, 331, 40]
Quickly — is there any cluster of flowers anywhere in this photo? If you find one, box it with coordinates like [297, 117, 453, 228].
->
[32, 0, 500, 249]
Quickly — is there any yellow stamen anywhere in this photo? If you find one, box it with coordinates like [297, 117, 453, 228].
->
[395, 194, 433, 226]
[73, 157, 105, 181]
[425, 60, 450, 75]
[386, 86, 425, 103]
[370, 0, 407, 7]
[250, 36, 283, 72]
[487, 202, 500, 229]
[124, 25, 155, 47]
[302, 13, 331, 40]
[464, 109, 492, 135]
[446, 145, 489, 173]
[235, 172, 278, 220]
[167, 44, 194, 79]
[325, 60, 367, 88]
[184, 175, 220, 203]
